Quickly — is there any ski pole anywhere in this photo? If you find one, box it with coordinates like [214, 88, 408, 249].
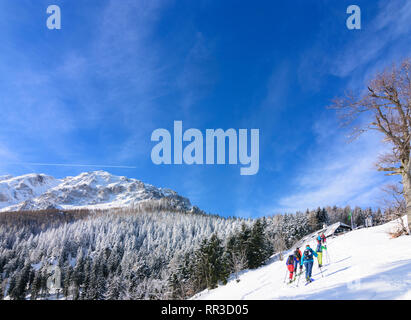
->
[283, 268, 288, 283]
[322, 245, 328, 264]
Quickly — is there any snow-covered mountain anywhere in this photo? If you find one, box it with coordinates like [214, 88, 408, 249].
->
[193, 217, 411, 300]
[0, 171, 191, 212]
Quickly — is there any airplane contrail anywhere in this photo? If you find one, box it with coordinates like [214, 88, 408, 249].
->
[7, 162, 137, 169]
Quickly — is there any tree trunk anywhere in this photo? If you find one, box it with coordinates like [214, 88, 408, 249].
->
[401, 171, 411, 234]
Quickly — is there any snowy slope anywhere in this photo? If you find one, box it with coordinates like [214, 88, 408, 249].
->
[0, 171, 191, 212]
[0, 174, 60, 209]
[194, 218, 411, 300]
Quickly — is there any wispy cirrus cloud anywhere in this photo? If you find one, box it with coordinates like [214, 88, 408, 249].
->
[275, 117, 395, 213]
[298, 0, 411, 92]
[0, 0, 172, 169]
[176, 32, 217, 113]
[4, 162, 136, 169]
[331, 0, 411, 79]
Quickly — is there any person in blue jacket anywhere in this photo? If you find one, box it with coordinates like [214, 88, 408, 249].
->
[300, 244, 318, 283]
[317, 234, 322, 245]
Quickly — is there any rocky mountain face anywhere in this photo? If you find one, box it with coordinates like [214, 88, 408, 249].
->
[0, 171, 191, 212]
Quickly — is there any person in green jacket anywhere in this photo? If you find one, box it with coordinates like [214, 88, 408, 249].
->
[316, 235, 323, 267]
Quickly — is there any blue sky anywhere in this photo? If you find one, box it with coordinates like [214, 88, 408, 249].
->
[1, 0, 410, 217]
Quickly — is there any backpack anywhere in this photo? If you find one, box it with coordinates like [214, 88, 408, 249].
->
[286, 255, 294, 265]
[303, 248, 313, 260]
[294, 249, 301, 260]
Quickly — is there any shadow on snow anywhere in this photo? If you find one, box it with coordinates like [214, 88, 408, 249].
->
[277, 259, 411, 300]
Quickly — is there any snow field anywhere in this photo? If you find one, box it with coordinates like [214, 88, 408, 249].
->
[194, 218, 411, 300]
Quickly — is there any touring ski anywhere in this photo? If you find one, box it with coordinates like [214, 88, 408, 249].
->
[304, 278, 315, 286]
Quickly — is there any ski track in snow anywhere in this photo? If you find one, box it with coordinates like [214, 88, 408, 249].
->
[194, 218, 411, 300]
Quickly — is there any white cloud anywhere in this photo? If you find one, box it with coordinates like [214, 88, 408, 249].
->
[276, 123, 394, 212]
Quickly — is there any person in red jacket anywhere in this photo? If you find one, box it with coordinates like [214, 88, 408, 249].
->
[285, 254, 297, 283]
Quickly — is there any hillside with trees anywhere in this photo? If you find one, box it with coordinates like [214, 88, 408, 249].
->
[0, 204, 396, 300]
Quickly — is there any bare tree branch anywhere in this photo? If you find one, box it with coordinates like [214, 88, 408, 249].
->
[329, 58, 411, 234]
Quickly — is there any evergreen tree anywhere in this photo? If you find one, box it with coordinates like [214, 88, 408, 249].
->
[0, 276, 4, 300]
[9, 264, 31, 300]
[8, 274, 17, 299]
[318, 208, 329, 227]
[62, 267, 72, 299]
[248, 219, 271, 269]
[105, 276, 123, 300]
[193, 234, 228, 290]
[40, 270, 49, 299]
[30, 272, 42, 300]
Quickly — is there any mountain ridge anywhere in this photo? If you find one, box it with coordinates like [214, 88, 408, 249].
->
[0, 171, 191, 212]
